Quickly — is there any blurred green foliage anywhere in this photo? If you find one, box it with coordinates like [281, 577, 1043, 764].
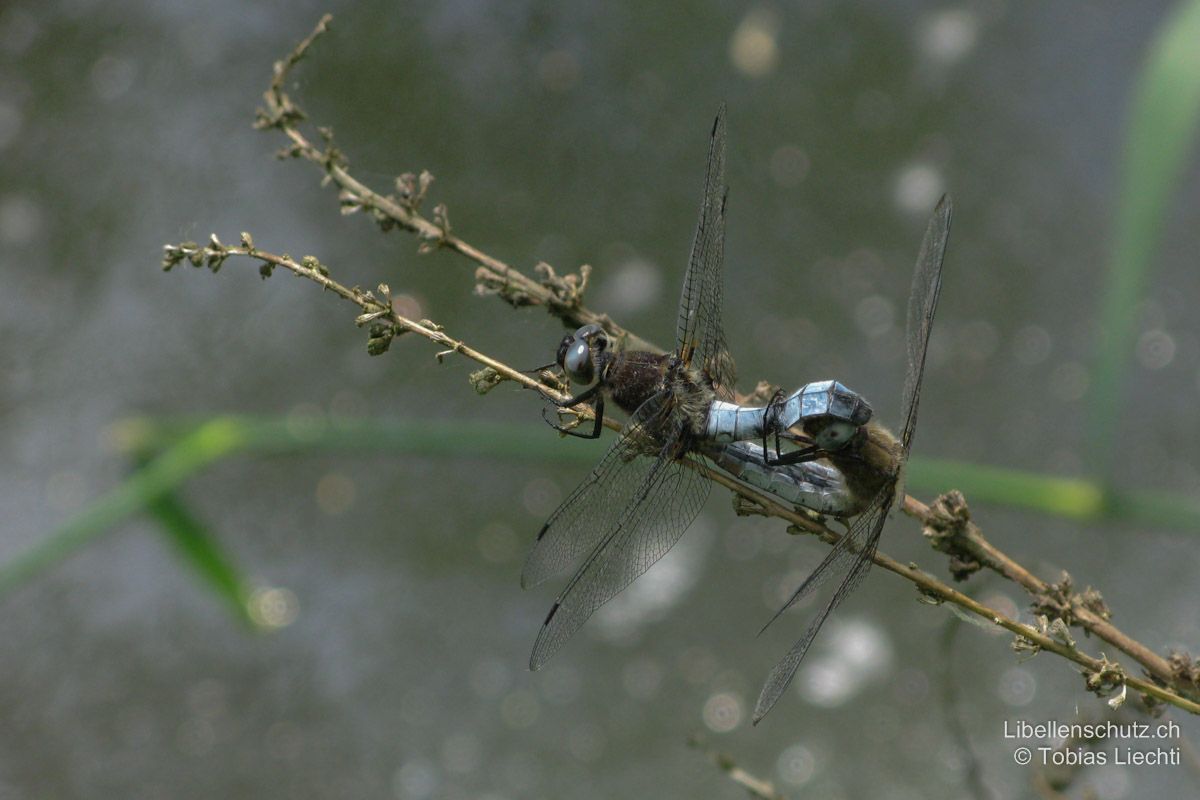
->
[1087, 0, 1200, 471]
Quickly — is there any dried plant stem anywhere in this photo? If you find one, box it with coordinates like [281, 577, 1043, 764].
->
[733, 474, 1200, 714]
[162, 239, 569, 403]
[906, 493, 1184, 693]
[163, 237, 1200, 716]
[255, 14, 658, 355]
[688, 736, 789, 800]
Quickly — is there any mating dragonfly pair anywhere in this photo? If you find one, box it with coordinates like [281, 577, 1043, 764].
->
[523, 106, 952, 723]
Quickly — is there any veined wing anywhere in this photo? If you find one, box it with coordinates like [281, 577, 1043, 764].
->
[756, 498, 874, 636]
[900, 195, 952, 455]
[675, 105, 736, 400]
[751, 198, 952, 722]
[522, 392, 673, 590]
[752, 485, 893, 723]
[528, 426, 712, 670]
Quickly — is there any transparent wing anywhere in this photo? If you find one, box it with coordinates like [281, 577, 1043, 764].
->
[752, 486, 893, 723]
[900, 195, 952, 455]
[521, 392, 672, 590]
[752, 197, 952, 722]
[675, 105, 736, 400]
[756, 503, 874, 636]
[528, 434, 712, 670]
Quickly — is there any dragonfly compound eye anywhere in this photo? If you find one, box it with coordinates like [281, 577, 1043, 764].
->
[563, 339, 595, 384]
[816, 420, 858, 451]
[556, 334, 575, 370]
[574, 323, 609, 352]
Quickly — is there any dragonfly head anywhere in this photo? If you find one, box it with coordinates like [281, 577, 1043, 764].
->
[557, 324, 610, 385]
[804, 416, 862, 453]
[797, 380, 873, 452]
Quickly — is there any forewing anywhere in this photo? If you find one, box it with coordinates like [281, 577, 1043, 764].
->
[528, 441, 712, 670]
[521, 392, 671, 590]
[900, 195, 952, 455]
[675, 105, 736, 400]
[752, 486, 893, 723]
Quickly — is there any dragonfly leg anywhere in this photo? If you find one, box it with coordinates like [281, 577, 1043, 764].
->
[761, 389, 821, 466]
[762, 388, 788, 464]
[763, 440, 820, 466]
[542, 387, 605, 439]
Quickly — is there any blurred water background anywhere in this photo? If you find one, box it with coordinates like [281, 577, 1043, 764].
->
[2, 1, 1199, 798]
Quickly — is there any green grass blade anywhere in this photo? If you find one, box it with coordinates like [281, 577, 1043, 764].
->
[144, 489, 253, 624]
[0, 418, 245, 596]
[906, 457, 1105, 519]
[114, 414, 600, 464]
[1087, 0, 1200, 471]
[1, 415, 592, 598]
[906, 456, 1200, 529]
[10, 414, 1200, 605]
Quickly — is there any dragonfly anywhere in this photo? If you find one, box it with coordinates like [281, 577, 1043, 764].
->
[718, 191, 951, 723]
[522, 105, 953, 722]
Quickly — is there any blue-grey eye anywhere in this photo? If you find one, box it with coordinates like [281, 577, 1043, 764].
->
[555, 334, 575, 370]
[573, 323, 609, 352]
[573, 323, 603, 338]
[563, 339, 594, 384]
[817, 421, 857, 451]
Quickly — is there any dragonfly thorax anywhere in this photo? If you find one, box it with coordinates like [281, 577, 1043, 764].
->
[665, 360, 719, 440]
[602, 350, 671, 416]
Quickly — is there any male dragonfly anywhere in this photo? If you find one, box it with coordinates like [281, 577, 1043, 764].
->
[716, 196, 951, 722]
[523, 106, 952, 721]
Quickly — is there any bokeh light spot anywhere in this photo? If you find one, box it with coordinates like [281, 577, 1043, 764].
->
[248, 586, 299, 629]
[702, 691, 744, 732]
[90, 54, 136, 101]
[997, 666, 1037, 706]
[729, 9, 780, 78]
[1013, 325, 1052, 365]
[522, 478, 562, 517]
[893, 163, 945, 214]
[777, 743, 816, 786]
[770, 145, 810, 187]
[919, 9, 980, 65]
[1137, 329, 1176, 370]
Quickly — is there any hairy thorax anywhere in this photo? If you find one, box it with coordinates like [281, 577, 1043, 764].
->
[666, 364, 718, 439]
[602, 351, 670, 416]
[824, 420, 902, 515]
[601, 351, 717, 458]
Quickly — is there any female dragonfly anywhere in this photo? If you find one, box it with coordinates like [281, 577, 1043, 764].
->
[523, 106, 952, 721]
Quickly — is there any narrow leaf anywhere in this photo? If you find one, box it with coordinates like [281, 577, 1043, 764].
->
[145, 490, 254, 624]
[1087, 0, 1200, 470]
